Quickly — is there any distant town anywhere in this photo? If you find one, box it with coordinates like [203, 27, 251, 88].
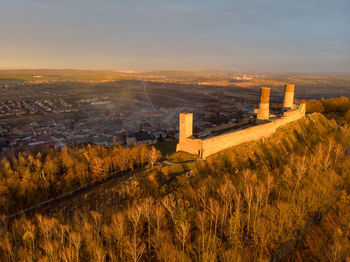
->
[0, 97, 252, 152]
[1, 70, 349, 154]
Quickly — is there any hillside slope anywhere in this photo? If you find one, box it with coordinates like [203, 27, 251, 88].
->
[286, 193, 350, 262]
[1, 113, 349, 261]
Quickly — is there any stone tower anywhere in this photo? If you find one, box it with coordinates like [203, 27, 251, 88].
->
[283, 84, 295, 110]
[257, 87, 270, 120]
[179, 113, 193, 143]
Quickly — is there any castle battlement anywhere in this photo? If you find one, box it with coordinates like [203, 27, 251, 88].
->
[176, 84, 306, 159]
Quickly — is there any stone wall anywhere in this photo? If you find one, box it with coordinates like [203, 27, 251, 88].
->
[176, 137, 203, 157]
[176, 104, 306, 159]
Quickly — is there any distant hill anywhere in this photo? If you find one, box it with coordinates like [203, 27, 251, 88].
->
[0, 69, 227, 82]
[0, 69, 137, 81]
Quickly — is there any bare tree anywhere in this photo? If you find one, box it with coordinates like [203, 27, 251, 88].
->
[265, 174, 274, 214]
[147, 146, 161, 168]
[252, 182, 266, 247]
[42, 240, 59, 262]
[162, 194, 177, 224]
[243, 184, 253, 235]
[323, 138, 336, 170]
[176, 220, 190, 255]
[128, 204, 143, 250]
[58, 224, 69, 245]
[207, 198, 221, 238]
[124, 236, 146, 262]
[90, 211, 102, 234]
[21, 220, 36, 256]
[195, 211, 208, 255]
[198, 184, 208, 211]
[60, 246, 74, 262]
[92, 243, 106, 262]
[69, 231, 81, 261]
[152, 203, 165, 241]
[333, 142, 345, 166]
[232, 191, 243, 247]
[217, 178, 235, 234]
[141, 197, 154, 250]
[109, 212, 126, 260]
[0, 233, 15, 262]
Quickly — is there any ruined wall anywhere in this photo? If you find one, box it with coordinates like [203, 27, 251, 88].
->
[176, 137, 203, 157]
[283, 84, 295, 109]
[257, 87, 270, 120]
[176, 104, 306, 159]
[179, 113, 193, 143]
[201, 104, 305, 158]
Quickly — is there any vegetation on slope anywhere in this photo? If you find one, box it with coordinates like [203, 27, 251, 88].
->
[287, 192, 350, 261]
[0, 144, 155, 217]
[0, 113, 349, 261]
[296, 96, 350, 124]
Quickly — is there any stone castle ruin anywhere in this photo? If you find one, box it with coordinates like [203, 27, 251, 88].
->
[176, 84, 306, 159]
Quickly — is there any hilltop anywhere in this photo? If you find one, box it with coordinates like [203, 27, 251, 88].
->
[1, 112, 349, 261]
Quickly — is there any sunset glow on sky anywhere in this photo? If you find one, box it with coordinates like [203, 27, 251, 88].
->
[1, 0, 349, 73]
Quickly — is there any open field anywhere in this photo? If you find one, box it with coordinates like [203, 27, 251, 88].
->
[1, 71, 349, 126]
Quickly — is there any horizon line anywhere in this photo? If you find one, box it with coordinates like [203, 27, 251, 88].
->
[0, 67, 349, 76]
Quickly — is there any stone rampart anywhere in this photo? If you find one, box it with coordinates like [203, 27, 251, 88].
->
[176, 104, 305, 159]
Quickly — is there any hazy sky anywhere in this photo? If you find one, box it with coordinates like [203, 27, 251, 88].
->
[1, 0, 349, 73]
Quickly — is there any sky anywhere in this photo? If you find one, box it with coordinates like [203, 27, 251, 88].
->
[0, 0, 349, 73]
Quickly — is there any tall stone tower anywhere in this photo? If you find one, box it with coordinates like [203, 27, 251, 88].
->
[179, 113, 193, 143]
[283, 84, 295, 110]
[257, 87, 270, 120]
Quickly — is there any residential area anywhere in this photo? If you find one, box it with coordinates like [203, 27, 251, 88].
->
[0, 102, 250, 152]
